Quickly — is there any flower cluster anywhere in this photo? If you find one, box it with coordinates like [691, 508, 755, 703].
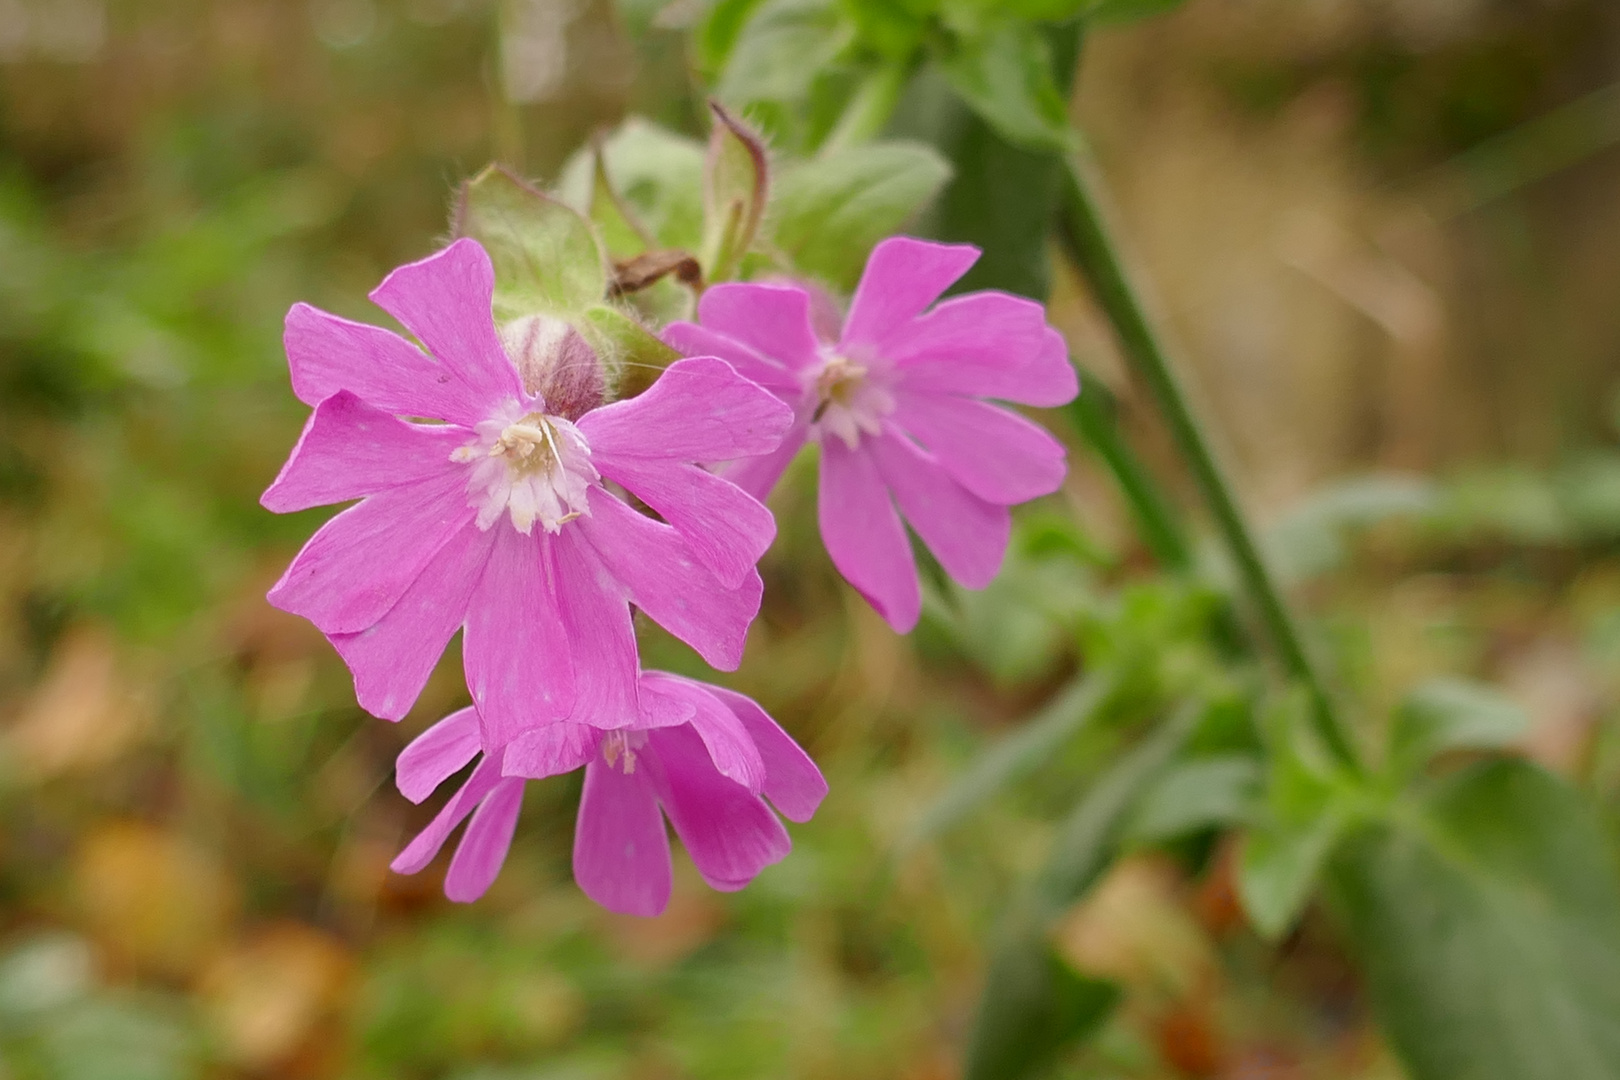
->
[264, 233, 1074, 913]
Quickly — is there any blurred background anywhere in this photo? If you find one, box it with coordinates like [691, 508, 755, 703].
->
[2, 0, 1619, 1077]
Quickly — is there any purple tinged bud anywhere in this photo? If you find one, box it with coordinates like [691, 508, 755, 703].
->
[498, 314, 606, 419]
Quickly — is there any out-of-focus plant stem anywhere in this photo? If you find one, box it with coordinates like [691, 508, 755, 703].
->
[820, 62, 911, 154]
[1066, 374, 1192, 572]
[1057, 144, 1358, 771]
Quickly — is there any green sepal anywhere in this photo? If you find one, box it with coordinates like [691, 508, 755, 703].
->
[453, 164, 608, 322]
[700, 102, 771, 284]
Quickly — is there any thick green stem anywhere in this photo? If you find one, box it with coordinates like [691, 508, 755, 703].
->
[1057, 145, 1358, 769]
[1066, 374, 1192, 573]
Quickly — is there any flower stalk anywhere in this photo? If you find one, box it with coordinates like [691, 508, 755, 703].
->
[1057, 144, 1358, 770]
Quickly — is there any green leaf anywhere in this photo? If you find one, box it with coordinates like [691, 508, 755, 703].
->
[1239, 810, 1346, 940]
[939, 22, 1076, 153]
[715, 0, 850, 114]
[1237, 690, 1359, 939]
[700, 102, 771, 284]
[901, 672, 1116, 852]
[557, 120, 706, 253]
[694, 0, 773, 78]
[964, 911, 1120, 1080]
[585, 148, 655, 261]
[1329, 760, 1620, 1080]
[576, 305, 681, 401]
[1389, 677, 1529, 778]
[1037, 700, 1201, 909]
[1123, 754, 1262, 844]
[773, 141, 951, 289]
[1266, 474, 1437, 583]
[453, 165, 607, 321]
[1084, 0, 1189, 23]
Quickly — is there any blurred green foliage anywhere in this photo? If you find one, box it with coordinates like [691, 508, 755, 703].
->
[2, 1, 1620, 1079]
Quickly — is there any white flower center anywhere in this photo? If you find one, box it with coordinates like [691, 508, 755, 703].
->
[453, 401, 598, 534]
[601, 729, 647, 774]
[809, 353, 893, 450]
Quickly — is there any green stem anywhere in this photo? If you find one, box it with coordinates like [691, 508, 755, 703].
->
[1057, 145, 1358, 770]
[1066, 373, 1192, 573]
[819, 62, 910, 154]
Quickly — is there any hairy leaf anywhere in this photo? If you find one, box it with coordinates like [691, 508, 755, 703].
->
[453, 165, 607, 321]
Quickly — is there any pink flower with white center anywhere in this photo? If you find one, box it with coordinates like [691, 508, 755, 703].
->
[389, 672, 827, 911]
[261, 238, 792, 748]
[663, 236, 1079, 633]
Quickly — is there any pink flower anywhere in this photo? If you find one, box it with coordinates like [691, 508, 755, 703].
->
[664, 236, 1078, 633]
[261, 239, 792, 748]
[390, 673, 827, 911]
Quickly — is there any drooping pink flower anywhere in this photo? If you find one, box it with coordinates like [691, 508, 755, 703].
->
[262, 239, 792, 748]
[390, 672, 827, 911]
[663, 236, 1078, 633]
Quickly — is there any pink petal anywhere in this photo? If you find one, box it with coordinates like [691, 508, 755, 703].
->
[284, 303, 494, 427]
[717, 420, 811, 503]
[868, 429, 1010, 590]
[649, 725, 790, 892]
[444, 777, 525, 902]
[463, 527, 576, 749]
[701, 685, 826, 823]
[396, 706, 482, 804]
[262, 391, 466, 513]
[576, 357, 794, 466]
[640, 673, 766, 794]
[550, 525, 640, 727]
[695, 284, 821, 371]
[883, 291, 1074, 408]
[633, 678, 700, 729]
[573, 759, 672, 917]
[578, 493, 761, 671]
[661, 321, 802, 396]
[368, 239, 523, 411]
[330, 522, 497, 721]
[503, 722, 602, 779]
[267, 467, 476, 635]
[391, 753, 504, 875]
[841, 237, 979, 349]
[890, 391, 1067, 505]
[817, 439, 920, 633]
[594, 454, 775, 590]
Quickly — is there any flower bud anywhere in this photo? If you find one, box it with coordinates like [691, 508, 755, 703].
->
[499, 314, 605, 419]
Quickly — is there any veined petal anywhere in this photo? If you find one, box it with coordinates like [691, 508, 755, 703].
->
[391, 753, 504, 875]
[578, 492, 761, 671]
[717, 420, 811, 503]
[576, 357, 793, 466]
[574, 759, 671, 917]
[594, 454, 776, 590]
[890, 391, 1067, 505]
[661, 321, 801, 396]
[702, 685, 826, 823]
[868, 429, 1010, 590]
[503, 723, 602, 779]
[396, 706, 481, 804]
[695, 284, 821, 370]
[841, 237, 978, 349]
[640, 673, 766, 794]
[891, 294, 1076, 408]
[262, 391, 466, 513]
[463, 527, 575, 749]
[633, 677, 700, 730]
[817, 439, 920, 633]
[649, 725, 790, 893]
[368, 239, 524, 411]
[444, 777, 525, 903]
[268, 467, 476, 635]
[284, 303, 492, 426]
[550, 526, 640, 727]
[330, 521, 497, 721]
